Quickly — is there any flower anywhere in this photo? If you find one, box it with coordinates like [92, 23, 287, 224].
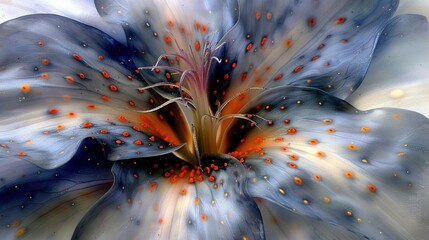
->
[0, 0, 429, 239]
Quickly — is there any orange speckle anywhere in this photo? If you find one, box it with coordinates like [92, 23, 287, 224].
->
[100, 129, 108, 134]
[149, 182, 157, 192]
[367, 184, 377, 193]
[287, 127, 297, 134]
[109, 84, 118, 92]
[83, 121, 93, 128]
[48, 108, 59, 114]
[17, 152, 27, 156]
[98, 55, 104, 60]
[314, 174, 321, 181]
[179, 189, 187, 195]
[294, 177, 303, 185]
[20, 84, 31, 94]
[200, 214, 207, 222]
[101, 71, 110, 79]
[360, 126, 370, 133]
[86, 104, 96, 110]
[117, 115, 128, 122]
[265, 158, 271, 164]
[101, 95, 109, 101]
[79, 73, 85, 79]
[67, 112, 77, 117]
[164, 35, 172, 44]
[245, 43, 253, 52]
[122, 131, 129, 137]
[326, 128, 335, 134]
[41, 59, 49, 65]
[347, 144, 357, 151]
[308, 17, 316, 27]
[288, 163, 297, 168]
[134, 139, 143, 145]
[149, 136, 156, 142]
[335, 17, 346, 24]
[73, 53, 82, 61]
[15, 227, 26, 237]
[289, 154, 298, 161]
[37, 41, 44, 47]
[256, 10, 261, 20]
[195, 41, 201, 51]
[345, 171, 354, 179]
[284, 39, 293, 48]
[56, 124, 64, 130]
[322, 119, 333, 124]
[274, 74, 283, 81]
[65, 76, 75, 84]
[293, 65, 303, 73]
[308, 139, 319, 145]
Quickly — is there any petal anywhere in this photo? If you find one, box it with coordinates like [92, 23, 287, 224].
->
[210, 0, 398, 114]
[256, 199, 363, 240]
[0, 15, 186, 169]
[226, 87, 429, 239]
[347, 15, 429, 117]
[0, 138, 113, 239]
[73, 155, 264, 239]
[396, 0, 429, 16]
[94, 0, 238, 90]
[0, 0, 125, 43]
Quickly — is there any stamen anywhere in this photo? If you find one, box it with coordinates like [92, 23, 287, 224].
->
[137, 97, 192, 113]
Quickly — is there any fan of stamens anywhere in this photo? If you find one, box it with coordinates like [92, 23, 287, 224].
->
[138, 35, 271, 164]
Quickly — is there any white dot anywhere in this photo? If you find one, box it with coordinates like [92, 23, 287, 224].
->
[389, 89, 405, 99]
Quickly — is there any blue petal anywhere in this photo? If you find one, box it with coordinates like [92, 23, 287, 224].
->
[347, 14, 429, 117]
[72, 155, 264, 239]
[0, 138, 113, 239]
[0, 15, 185, 169]
[94, 0, 238, 89]
[209, 0, 398, 113]
[226, 87, 429, 239]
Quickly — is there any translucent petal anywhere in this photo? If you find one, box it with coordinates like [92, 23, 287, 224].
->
[94, 0, 238, 90]
[347, 15, 429, 117]
[0, 0, 125, 43]
[72, 155, 264, 239]
[226, 87, 429, 239]
[256, 199, 363, 240]
[210, 0, 398, 113]
[0, 138, 113, 239]
[0, 15, 185, 168]
[396, 0, 429, 16]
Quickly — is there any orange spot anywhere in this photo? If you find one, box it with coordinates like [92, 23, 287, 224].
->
[261, 36, 267, 46]
[245, 43, 253, 52]
[266, 11, 272, 20]
[312, 55, 320, 61]
[288, 163, 297, 168]
[308, 17, 316, 26]
[109, 84, 118, 92]
[41, 59, 49, 65]
[164, 35, 172, 44]
[308, 139, 319, 145]
[15, 228, 26, 237]
[79, 73, 85, 79]
[200, 214, 207, 222]
[287, 128, 297, 134]
[313, 174, 321, 181]
[149, 136, 155, 142]
[179, 189, 187, 195]
[274, 74, 283, 81]
[48, 108, 58, 114]
[67, 112, 77, 117]
[86, 104, 96, 110]
[201, 25, 207, 33]
[56, 124, 64, 130]
[122, 131, 129, 137]
[322, 119, 333, 124]
[73, 53, 82, 61]
[289, 154, 298, 161]
[101, 71, 110, 79]
[360, 126, 370, 133]
[194, 197, 200, 204]
[195, 41, 201, 51]
[347, 144, 357, 151]
[134, 139, 143, 145]
[294, 177, 303, 185]
[367, 184, 377, 193]
[265, 158, 271, 164]
[149, 182, 157, 192]
[293, 65, 303, 73]
[83, 121, 93, 128]
[98, 55, 104, 60]
[17, 152, 27, 156]
[101, 95, 109, 101]
[284, 39, 293, 48]
[345, 171, 354, 179]
[335, 17, 346, 24]
[37, 41, 44, 47]
[256, 10, 261, 20]
[100, 129, 108, 134]
[65, 76, 75, 84]
[41, 73, 49, 79]
[326, 128, 335, 134]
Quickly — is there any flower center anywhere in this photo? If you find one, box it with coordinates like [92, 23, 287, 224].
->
[140, 40, 227, 165]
